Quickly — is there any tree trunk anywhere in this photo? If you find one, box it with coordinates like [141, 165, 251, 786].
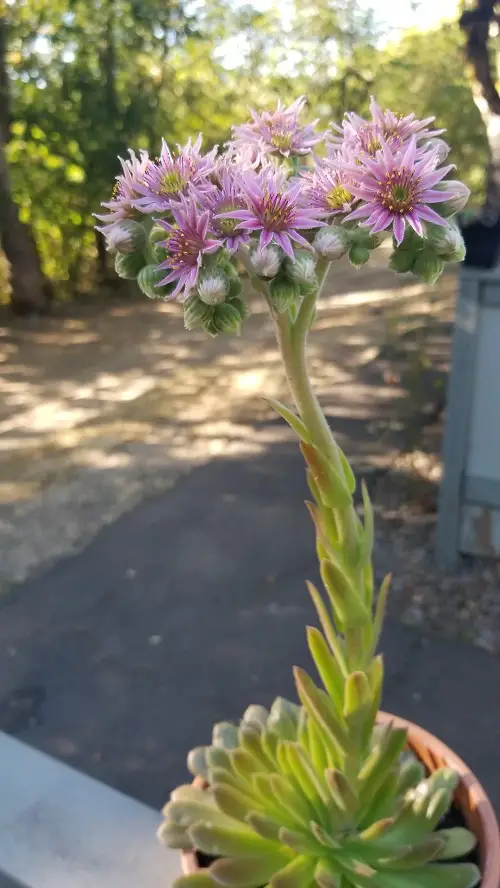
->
[460, 1, 500, 214]
[94, 228, 109, 284]
[0, 15, 51, 315]
[474, 92, 500, 217]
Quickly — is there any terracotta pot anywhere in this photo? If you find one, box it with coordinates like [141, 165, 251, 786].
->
[181, 711, 500, 886]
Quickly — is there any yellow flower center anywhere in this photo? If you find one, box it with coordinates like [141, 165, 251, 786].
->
[379, 167, 417, 213]
[160, 169, 186, 194]
[326, 185, 352, 209]
[270, 130, 294, 151]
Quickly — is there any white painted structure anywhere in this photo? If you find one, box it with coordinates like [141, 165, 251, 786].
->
[0, 733, 180, 888]
[437, 267, 500, 563]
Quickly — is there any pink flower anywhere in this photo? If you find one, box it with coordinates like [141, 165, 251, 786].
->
[217, 167, 325, 259]
[302, 157, 354, 216]
[200, 171, 250, 252]
[155, 196, 222, 299]
[133, 136, 217, 213]
[329, 96, 443, 162]
[231, 96, 321, 159]
[339, 137, 464, 245]
[94, 149, 149, 237]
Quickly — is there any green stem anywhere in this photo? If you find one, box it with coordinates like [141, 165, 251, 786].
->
[272, 259, 372, 671]
[274, 260, 343, 475]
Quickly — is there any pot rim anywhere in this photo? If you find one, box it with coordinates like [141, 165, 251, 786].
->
[180, 710, 500, 886]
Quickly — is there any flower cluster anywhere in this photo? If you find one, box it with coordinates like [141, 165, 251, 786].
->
[95, 95, 470, 335]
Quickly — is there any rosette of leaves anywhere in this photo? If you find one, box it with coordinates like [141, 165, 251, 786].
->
[160, 693, 478, 888]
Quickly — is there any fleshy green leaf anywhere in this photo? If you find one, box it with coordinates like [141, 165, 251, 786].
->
[262, 397, 312, 444]
[270, 855, 317, 888]
[320, 559, 370, 628]
[188, 746, 209, 780]
[242, 705, 269, 727]
[307, 626, 345, 711]
[305, 582, 348, 676]
[245, 811, 281, 841]
[213, 723, 239, 750]
[325, 769, 358, 816]
[371, 574, 391, 655]
[170, 784, 211, 805]
[436, 827, 478, 860]
[210, 853, 292, 888]
[213, 784, 257, 821]
[206, 746, 232, 772]
[294, 667, 348, 761]
[300, 442, 352, 510]
[358, 481, 374, 567]
[337, 446, 356, 495]
[188, 822, 282, 857]
[172, 874, 216, 888]
[358, 726, 408, 808]
[157, 821, 189, 848]
[165, 799, 239, 831]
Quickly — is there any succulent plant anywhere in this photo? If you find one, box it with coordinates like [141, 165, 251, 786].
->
[96, 98, 478, 888]
[159, 433, 479, 888]
[160, 694, 479, 888]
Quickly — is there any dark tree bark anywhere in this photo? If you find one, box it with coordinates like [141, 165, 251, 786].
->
[0, 16, 52, 315]
[94, 228, 109, 284]
[460, 0, 500, 215]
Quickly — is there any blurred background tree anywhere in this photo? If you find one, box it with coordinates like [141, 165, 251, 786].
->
[0, 0, 489, 311]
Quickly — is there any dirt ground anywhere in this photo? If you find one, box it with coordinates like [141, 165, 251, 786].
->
[2, 248, 499, 650]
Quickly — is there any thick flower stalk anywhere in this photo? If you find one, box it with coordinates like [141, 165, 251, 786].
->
[96, 99, 477, 888]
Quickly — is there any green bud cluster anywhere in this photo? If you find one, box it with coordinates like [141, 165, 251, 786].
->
[160, 395, 479, 888]
[137, 264, 166, 299]
[339, 227, 387, 269]
[183, 255, 248, 336]
[267, 251, 321, 315]
[389, 221, 466, 285]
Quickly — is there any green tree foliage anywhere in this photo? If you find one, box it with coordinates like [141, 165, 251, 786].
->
[2, 0, 488, 300]
[370, 23, 488, 204]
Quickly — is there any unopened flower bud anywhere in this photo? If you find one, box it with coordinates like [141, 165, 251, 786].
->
[412, 248, 445, 284]
[348, 243, 370, 268]
[197, 269, 230, 305]
[137, 264, 165, 299]
[114, 251, 146, 280]
[389, 248, 416, 274]
[436, 181, 470, 214]
[426, 222, 465, 261]
[313, 226, 347, 260]
[250, 244, 282, 278]
[269, 276, 300, 313]
[150, 224, 167, 247]
[425, 138, 451, 164]
[284, 252, 318, 290]
[369, 231, 388, 248]
[183, 293, 211, 330]
[108, 220, 146, 254]
[208, 303, 243, 335]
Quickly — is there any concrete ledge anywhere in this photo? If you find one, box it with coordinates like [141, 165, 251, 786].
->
[0, 733, 180, 888]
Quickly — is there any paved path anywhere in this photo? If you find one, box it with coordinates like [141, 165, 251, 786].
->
[0, 441, 499, 812]
[0, 253, 454, 589]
